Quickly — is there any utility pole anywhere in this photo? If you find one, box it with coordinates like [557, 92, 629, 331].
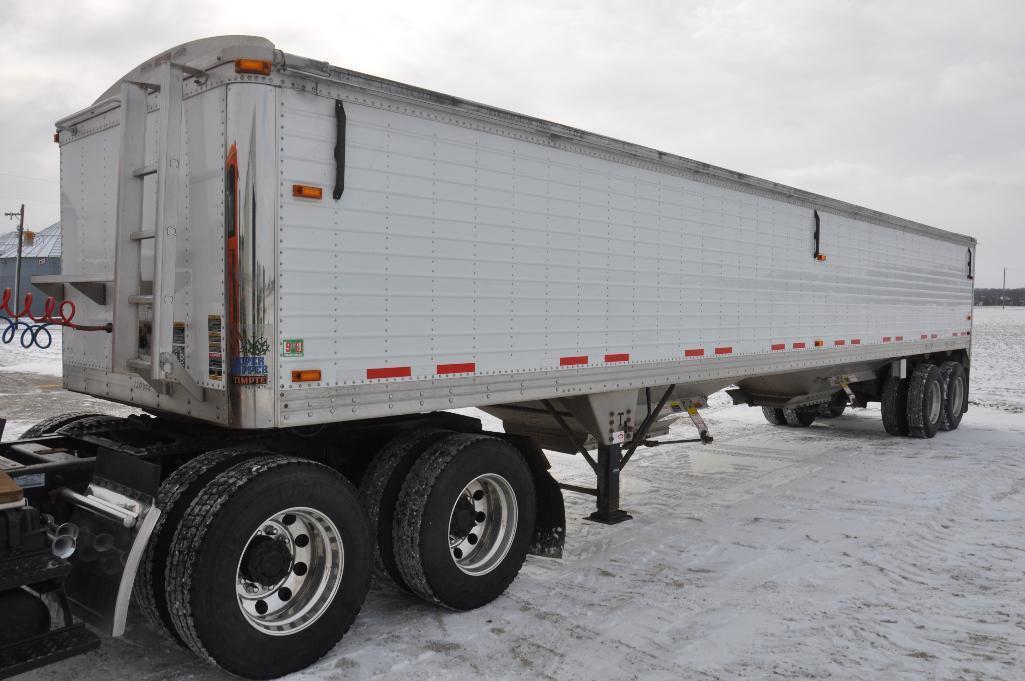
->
[4, 204, 25, 319]
[1003, 267, 1008, 310]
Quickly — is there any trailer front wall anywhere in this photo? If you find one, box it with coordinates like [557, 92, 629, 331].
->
[58, 85, 229, 421]
[275, 86, 973, 400]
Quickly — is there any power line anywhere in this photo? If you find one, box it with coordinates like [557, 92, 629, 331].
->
[0, 193, 57, 205]
[0, 171, 57, 184]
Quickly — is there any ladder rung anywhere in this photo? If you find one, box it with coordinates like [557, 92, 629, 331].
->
[128, 295, 153, 305]
[129, 230, 155, 240]
[133, 163, 157, 178]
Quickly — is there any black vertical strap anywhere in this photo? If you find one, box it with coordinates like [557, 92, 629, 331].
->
[333, 100, 346, 200]
[813, 209, 821, 259]
[967, 248, 974, 280]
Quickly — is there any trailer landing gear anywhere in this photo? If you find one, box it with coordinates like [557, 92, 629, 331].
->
[589, 442, 631, 525]
[546, 387, 712, 524]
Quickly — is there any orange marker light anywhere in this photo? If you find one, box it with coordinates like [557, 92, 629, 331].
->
[292, 184, 323, 200]
[235, 58, 272, 75]
[814, 339, 824, 347]
[291, 369, 322, 382]
[816, 254, 827, 261]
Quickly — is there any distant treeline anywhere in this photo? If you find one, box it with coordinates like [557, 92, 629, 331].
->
[975, 288, 1025, 306]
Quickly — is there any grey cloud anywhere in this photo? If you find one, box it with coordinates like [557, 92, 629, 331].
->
[1, 0, 1021, 286]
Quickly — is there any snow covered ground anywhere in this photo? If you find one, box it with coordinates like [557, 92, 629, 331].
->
[6, 307, 1025, 680]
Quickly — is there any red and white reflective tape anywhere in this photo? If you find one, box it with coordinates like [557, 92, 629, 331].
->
[361, 327, 973, 381]
[437, 362, 475, 374]
[366, 366, 411, 380]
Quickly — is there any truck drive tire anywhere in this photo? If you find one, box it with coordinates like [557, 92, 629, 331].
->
[938, 361, 967, 431]
[761, 407, 787, 425]
[393, 433, 536, 611]
[165, 455, 371, 679]
[359, 428, 451, 591]
[20, 412, 104, 438]
[783, 408, 816, 427]
[907, 363, 943, 439]
[881, 375, 910, 436]
[135, 447, 258, 643]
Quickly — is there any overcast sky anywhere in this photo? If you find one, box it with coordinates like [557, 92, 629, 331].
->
[1, 0, 1021, 287]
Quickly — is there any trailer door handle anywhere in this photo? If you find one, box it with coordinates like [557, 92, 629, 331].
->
[333, 99, 346, 200]
[813, 210, 825, 261]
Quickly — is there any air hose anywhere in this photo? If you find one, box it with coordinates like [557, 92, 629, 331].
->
[1, 287, 111, 349]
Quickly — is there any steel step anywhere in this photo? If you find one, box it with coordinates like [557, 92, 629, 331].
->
[0, 553, 70, 592]
[0, 624, 100, 680]
[132, 162, 157, 177]
[126, 359, 152, 372]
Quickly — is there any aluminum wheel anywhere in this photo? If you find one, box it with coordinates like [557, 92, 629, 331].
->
[927, 381, 942, 424]
[235, 506, 343, 636]
[950, 375, 965, 414]
[447, 473, 518, 577]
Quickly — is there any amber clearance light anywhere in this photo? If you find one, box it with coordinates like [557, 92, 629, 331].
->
[235, 58, 272, 75]
[292, 184, 323, 200]
[292, 370, 322, 383]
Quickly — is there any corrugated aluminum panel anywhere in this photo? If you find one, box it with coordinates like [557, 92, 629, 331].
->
[275, 85, 972, 423]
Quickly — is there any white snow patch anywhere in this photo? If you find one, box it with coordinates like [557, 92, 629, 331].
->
[9, 308, 1025, 679]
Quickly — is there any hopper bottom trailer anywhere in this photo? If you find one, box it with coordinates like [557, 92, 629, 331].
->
[0, 36, 973, 679]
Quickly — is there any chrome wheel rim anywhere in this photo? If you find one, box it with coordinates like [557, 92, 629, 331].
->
[927, 381, 942, 424]
[448, 474, 518, 576]
[951, 376, 965, 414]
[235, 507, 343, 636]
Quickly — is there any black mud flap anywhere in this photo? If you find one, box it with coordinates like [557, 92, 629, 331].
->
[505, 435, 566, 559]
[62, 449, 161, 637]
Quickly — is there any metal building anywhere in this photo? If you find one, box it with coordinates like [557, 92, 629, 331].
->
[0, 222, 61, 316]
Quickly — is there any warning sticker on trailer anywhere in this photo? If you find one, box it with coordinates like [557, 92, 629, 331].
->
[207, 315, 223, 381]
[172, 322, 186, 367]
[281, 338, 304, 358]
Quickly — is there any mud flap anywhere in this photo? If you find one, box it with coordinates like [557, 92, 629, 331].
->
[61, 450, 161, 637]
[504, 434, 566, 559]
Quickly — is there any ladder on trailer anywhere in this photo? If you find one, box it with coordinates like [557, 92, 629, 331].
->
[111, 62, 202, 399]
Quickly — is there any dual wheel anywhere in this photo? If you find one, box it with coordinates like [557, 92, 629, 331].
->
[134, 449, 370, 679]
[882, 360, 966, 438]
[133, 431, 535, 678]
[359, 431, 536, 610]
[761, 406, 819, 427]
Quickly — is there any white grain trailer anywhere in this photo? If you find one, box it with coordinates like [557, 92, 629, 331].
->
[0, 35, 974, 678]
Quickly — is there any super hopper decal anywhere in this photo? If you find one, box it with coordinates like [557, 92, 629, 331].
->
[225, 129, 270, 387]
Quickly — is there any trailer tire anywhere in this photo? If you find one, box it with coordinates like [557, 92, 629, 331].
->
[881, 375, 910, 436]
[359, 428, 451, 591]
[19, 412, 104, 438]
[819, 397, 847, 418]
[761, 407, 788, 425]
[165, 455, 371, 679]
[135, 446, 258, 643]
[783, 408, 816, 427]
[938, 361, 967, 431]
[907, 363, 943, 439]
[393, 433, 535, 611]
